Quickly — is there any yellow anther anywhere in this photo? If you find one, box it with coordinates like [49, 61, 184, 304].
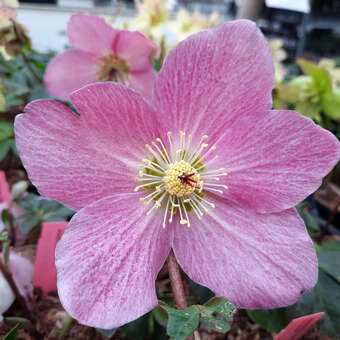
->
[202, 135, 208, 140]
[138, 170, 144, 177]
[183, 199, 191, 203]
[156, 138, 161, 142]
[202, 143, 208, 148]
[180, 219, 188, 225]
[180, 131, 186, 137]
[167, 131, 172, 136]
[210, 203, 215, 208]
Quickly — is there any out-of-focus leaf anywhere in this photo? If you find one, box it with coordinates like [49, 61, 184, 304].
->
[296, 202, 320, 235]
[0, 139, 12, 161]
[298, 59, 332, 93]
[96, 328, 117, 339]
[290, 269, 340, 338]
[3, 324, 20, 340]
[295, 101, 322, 121]
[247, 308, 288, 333]
[317, 241, 340, 281]
[122, 312, 154, 340]
[20, 213, 41, 233]
[190, 279, 214, 304]
[321, 89, 340, 119]
[0, 121, 14, 140]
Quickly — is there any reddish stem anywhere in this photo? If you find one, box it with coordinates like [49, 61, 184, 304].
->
[0, 258, 34, 322]
[167, 249, 187, 309]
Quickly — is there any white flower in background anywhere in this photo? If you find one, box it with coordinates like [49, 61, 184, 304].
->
[0, 252, 34, 321]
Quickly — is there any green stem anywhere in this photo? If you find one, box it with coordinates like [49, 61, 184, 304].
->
[22, 53, 43, 84]
[59, 316, 74, 340]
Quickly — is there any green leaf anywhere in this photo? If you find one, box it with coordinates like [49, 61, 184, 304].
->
[0, 139, 13, 161]
[96, 328, 117, 339]
[321, 89, 340, 119]
[199, 305, 230, 333]
[189, 279, 214, 304]
[163, 305, 199, 340]
[291, 269, 340, 338]
[317, 241, 340, 281]
[204, 297, 235, 320]
[153, 305, 169, 327]
[122, 312, 154, 340]
[296, 202, 320, 235]
[0, 121, 14, 140]
[298, 59, 332, 93]
[247, 308, 288, 333]
[20, 214, 41, 233]
[3, 324, 20, 340]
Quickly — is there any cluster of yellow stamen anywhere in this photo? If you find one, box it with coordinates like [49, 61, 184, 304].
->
[134, 131, 228, 228]
[163, 160, 201, 196]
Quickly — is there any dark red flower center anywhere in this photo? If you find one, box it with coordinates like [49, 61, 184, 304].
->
[178, 173, 197, 188]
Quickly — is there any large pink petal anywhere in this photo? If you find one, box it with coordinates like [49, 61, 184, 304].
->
[67, 13, 117, 56]
[114, 30, 158, 72]
[14, 83, 161, 210]
[153, 20, 274, 139]
[56, 194, 172, 328]
[129, 70, 156, 101]
[173, 197, 318, 309]
[44, 49, 98, 101]
[214, 109, 340, 213]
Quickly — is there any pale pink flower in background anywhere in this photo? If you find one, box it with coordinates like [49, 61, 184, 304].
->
[44, 13, 158, 101]
[0, 252, 34, 321]
[15, 20, 340, 329]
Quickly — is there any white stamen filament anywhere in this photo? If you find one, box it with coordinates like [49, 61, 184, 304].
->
[136, 131, 226, 228]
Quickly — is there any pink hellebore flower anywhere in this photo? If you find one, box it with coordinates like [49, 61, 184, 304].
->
[44, 13, 158, 101]
[15, 21, 340, 329]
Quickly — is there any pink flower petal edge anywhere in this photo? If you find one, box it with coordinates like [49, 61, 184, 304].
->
[173, 196, 318, 309]
[14, 83, 161, 211]
[67, 13, 118, 56]
[43, 49, 98, 101]
[212, 109, 340, 213]
[56, 194, 172, 329]
[275, 312, 324, 340]
[153, 20, 275, 139]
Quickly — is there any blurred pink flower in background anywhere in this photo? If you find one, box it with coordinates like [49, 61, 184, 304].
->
[44, 13, 158, 101]
[15, 20, 340, 329]
[0, 251, 34, 321]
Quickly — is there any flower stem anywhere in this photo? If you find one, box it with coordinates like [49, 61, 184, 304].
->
[167, 249, 187, 309]
[167, 250, 199, 340]
[0, 258, 34, 322]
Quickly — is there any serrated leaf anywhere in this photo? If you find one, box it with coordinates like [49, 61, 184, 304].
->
[3, 324, 20, 340]
[163, 305, 199, 340]
[298, 59, 332, 93]
[199, 305, 230, 333]
[204, 297, 235, 320]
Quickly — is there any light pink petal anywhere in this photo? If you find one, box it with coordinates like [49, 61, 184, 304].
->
[56, 194, 172, 328]
[153, 20, 274, 138]
[14, 83, 161, 210]
[67, 13, 117, 56]
[129, 70, 156, 101]
[214, 109, 340, 213]
[275, 313, 324, 340]
[173, 198, 318, 309]
[44, 49, 98, 101]
[114, 30, 158, 72]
